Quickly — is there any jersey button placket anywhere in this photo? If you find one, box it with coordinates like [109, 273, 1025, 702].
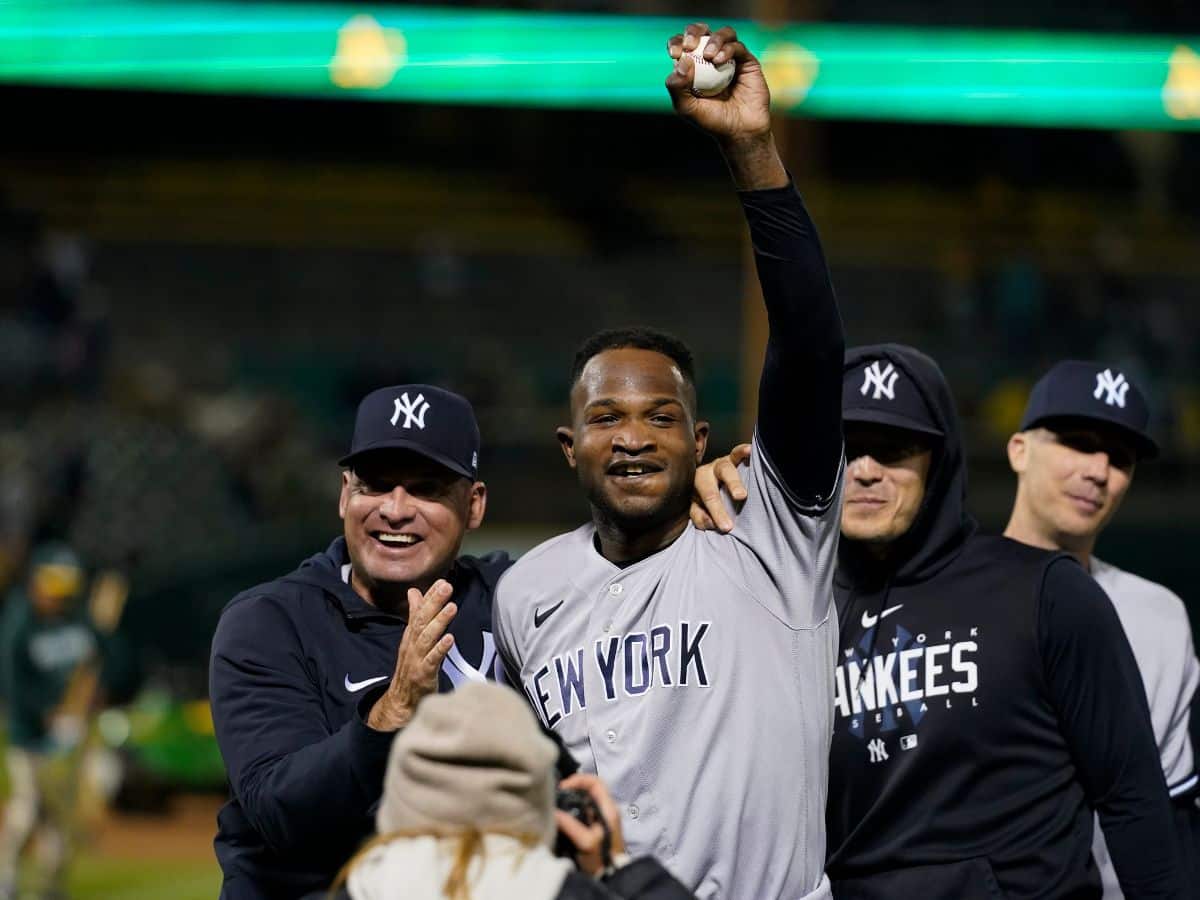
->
[588, 580, 625, 782]
[603, 584, 621, 632]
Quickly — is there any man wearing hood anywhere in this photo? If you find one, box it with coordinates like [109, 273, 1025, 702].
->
[823, 344, 1184, 898]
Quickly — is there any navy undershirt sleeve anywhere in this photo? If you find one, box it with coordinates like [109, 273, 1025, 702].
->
[739, 182, 844, 511]
[1039, 557, 1186, 898]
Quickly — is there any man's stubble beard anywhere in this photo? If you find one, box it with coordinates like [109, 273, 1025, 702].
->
[587, 475, 692, 539]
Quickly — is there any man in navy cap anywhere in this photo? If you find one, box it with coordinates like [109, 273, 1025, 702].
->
[209, 383, 739, 899]
[209, 384, 502, 899]
[1004, 361, 1199, 898]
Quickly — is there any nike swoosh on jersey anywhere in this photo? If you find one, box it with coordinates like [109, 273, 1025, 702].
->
[534, 600, 565, 628]
[344, 673, 390, 693]
[860, 604, 904, 629]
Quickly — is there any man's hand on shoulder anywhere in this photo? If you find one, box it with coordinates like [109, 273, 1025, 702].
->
[690, 443, 751, 533]
[367, 580, 457, 731]
[665, 23, 788, 190]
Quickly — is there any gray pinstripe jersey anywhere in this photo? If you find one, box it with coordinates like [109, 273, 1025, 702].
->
[493, 437, 842, 900]
[1088, 557, 1199, 900]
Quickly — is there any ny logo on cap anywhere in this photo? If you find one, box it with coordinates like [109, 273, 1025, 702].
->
[1093, 369, 1129, 409]
[861, 361, 899, 401]
[391, 392, 430, 429]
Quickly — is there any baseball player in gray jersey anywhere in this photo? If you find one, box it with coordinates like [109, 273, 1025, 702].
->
[1004, 360, 1200, 897]
[493, 23, 844, 900]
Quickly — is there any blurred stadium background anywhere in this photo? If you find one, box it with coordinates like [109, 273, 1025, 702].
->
[0, 0, 1198, 895]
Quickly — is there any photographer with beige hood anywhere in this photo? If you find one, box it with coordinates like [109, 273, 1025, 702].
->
[329, 682, 696, 900]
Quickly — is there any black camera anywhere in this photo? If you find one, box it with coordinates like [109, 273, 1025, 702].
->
[553, 788, 612, 866]
[557, 788, 601, 826]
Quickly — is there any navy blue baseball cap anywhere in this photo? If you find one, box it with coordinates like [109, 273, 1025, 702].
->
[1019, 360, 1158, 460]
[339, 384, 480, 479]
[842, 356, 944, 439]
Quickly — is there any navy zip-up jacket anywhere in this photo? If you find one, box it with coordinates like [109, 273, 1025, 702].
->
[209, 537, 511, 899]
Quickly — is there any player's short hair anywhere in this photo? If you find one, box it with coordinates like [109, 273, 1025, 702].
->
[569, 327, 697, 396]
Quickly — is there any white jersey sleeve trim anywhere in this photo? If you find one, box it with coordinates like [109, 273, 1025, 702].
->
[754, 428, 845, 515]
[1167, 772, 1198, 798]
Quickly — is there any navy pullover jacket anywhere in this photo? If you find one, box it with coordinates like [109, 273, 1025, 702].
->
[209, 537, 511, 900]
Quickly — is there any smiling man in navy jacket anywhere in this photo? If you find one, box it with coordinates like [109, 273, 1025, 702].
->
[208, 385, 508, 899]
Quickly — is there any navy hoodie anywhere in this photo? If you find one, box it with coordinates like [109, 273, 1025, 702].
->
[826, 345, 1184, 899]
[209, 537, 510, 899]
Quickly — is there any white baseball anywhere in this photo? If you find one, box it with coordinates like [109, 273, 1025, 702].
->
[689, 35, 736, 97]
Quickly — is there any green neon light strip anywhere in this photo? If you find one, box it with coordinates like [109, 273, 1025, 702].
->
[0, 2, 1198, 130]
